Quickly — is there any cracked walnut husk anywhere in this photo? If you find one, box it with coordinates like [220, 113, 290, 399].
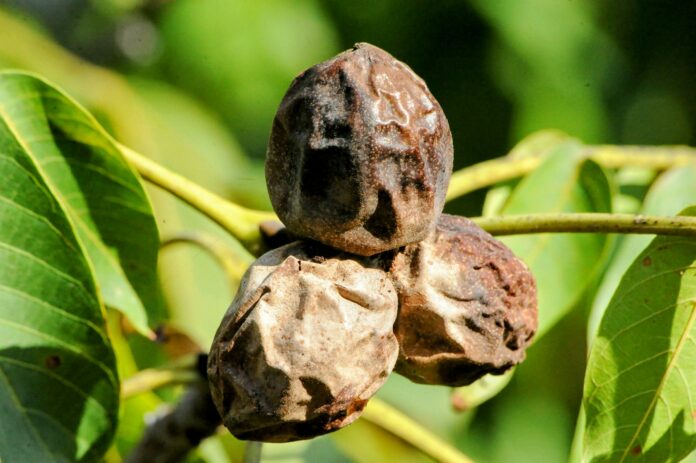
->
[207, 241, 399, 442]
[266, 42, 453, 256]
[389, 214, 537, 386]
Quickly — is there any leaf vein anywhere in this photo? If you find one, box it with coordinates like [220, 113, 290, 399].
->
[0, 283, 107, 342]
[0, 319, 117, 390]
[0, 360, 55, 460]
[0, 355, 114, 428]
[0, 241, 98, 307]
[618, 300, 696, 462]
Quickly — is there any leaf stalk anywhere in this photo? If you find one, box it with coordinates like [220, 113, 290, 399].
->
[447, 145, 696, 200]
[472, 213, 696, 237]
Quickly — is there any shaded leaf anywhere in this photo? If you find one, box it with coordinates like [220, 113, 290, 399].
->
[106, 312, 160, 459]
[0, 82, 118, 459]
[377, 374, 465, 437]
[158, 0, 339, 155]
[461, 393, 572, 463]
[611, 166, 657, 214]
[263, 436, 351, 463]
[482, 130, 575, 217]
[0, 71, 163, 333]
[583, 207, 696, 462]
[497, 142, 613, 336]
[331, 419, 433, 463]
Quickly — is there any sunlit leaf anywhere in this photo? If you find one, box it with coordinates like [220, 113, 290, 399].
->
[0, 75, 118, 460]
[497, 142, 612, 336]
[588, 165, 696, 344]
[0, 72, 163, 333]
[583, 207, 696, 462]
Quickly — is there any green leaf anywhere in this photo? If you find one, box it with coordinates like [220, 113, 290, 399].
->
[482, 130, 575, 217]
[128, 78, 258, 348]
[0, 71, 163, 333]
[0, 80, 118, 460]
[330, 419, 432, 463]
[262, 437, 351, 463]
[497, 142, 613, 336]
[588, 165, 696, 344]
[376, 374, 465, 437]
[158, 0, 339, 155]
[611, 166, 657, 214]
[582, 206, 696, 462]
[333, 373, 465, 463]
[462, 393, 573, 463]
[106, 312, 160, 459]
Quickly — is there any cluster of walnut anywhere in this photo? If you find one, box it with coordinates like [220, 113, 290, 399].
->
[208, 43, 537, 442]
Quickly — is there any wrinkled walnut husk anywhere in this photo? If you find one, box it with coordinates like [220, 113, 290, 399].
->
[389, 214, 537, 386]
[208, 241, 398, 442]
[266, 42, 453, 256]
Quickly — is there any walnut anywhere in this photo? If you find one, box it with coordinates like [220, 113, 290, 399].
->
[207, 241, 398, 442]
[266, 42, 453, 256]
[389, 214, 537, 386]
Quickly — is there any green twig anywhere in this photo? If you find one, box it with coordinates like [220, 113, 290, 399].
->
[472, 213, 696, 237]
[362, 398, 474, 463]
[122, 367, 200, 399]
[119, 143, 276, 255]
[160, 231, 253, 284]
[120, 141, 696, 246]
[121, 355, 203, 399]
[447, 144, 696, 200]
[590, 145, 696, 169]
[450, 370, 515, 412]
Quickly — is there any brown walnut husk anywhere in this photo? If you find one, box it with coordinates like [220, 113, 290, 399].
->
[389, 214, 537, 386]
[207, 241, 398, 442]
[266, 42, 453, 256]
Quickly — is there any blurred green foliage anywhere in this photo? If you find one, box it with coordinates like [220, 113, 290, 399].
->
[1, 1, 694, 461]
